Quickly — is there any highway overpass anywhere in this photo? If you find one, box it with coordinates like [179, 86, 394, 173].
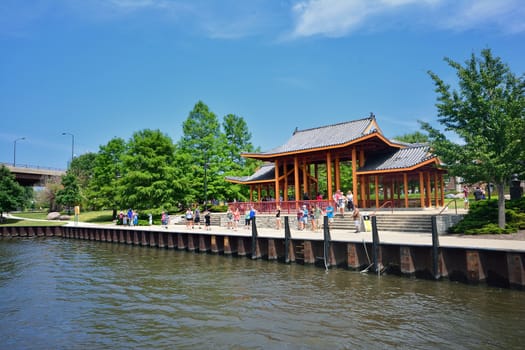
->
[2, 163, 66, 186]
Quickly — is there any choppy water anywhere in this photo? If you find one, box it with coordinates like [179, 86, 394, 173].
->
[1, 238, 524, 350]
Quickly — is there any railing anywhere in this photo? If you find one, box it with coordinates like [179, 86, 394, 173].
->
[438, 199, 458, 215]
[226, 200, 335, 214]
[1, 162, 65, 172]
[371, 201, 394, 216]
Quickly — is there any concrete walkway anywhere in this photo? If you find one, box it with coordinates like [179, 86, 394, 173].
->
[61, 219, 525, 253]
[7, 212, 524, 253]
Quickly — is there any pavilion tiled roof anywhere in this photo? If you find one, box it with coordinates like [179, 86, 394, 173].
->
[358, 145, 436, 172]
[227, 145, 438, 184]
[225, 163, 275, 183]
[257, 117, 377, 155]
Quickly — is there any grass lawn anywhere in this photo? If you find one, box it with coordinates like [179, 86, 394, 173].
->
[0, 217, 65, 227]
[2, 210, 115, 226]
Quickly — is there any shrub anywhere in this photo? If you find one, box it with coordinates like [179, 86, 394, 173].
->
[450, 198, 525, 235]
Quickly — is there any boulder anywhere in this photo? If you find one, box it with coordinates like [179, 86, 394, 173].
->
[59, 215, 71, 221]
[47, 212, 61, 220]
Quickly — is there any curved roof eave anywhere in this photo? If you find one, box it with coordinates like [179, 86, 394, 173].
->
[241, 131, 403, 160]
[356, 157, 443, 175]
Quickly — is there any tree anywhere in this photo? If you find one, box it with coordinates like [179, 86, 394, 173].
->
[0, 165, 27, 221]
[56, 172, 82, 214]
[393, 131, 429, 144]
[88, 137, 126, 216]
[178, 101, 222, 206]
[219, 113, 260, 201]
[120, 129, 181, 210]
[423, 49, 525, 229]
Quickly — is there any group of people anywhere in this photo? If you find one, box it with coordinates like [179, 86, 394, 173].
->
[463, 185, 487, 209]
[278, 189, 361, 233]
[184, 207, 212, 230]
[225, 205, 257, 230]
[118, 208, 139, 226]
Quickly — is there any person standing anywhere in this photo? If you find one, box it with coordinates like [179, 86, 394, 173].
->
[314, 204, 322, 231]
[325, 203, 334, 226]
[194, 208, 201, 229]
[226, 207, 234, 229]
[333, 189, 345, 217]
[233, 207, 240, 231]
[204, 210, 211, 231]
[346, 190, 354, 211]
[275, 205, 282, 230]
[185, 208, 194, 229]
[463, 185, 470, 209]
[352, 206, 361, 233]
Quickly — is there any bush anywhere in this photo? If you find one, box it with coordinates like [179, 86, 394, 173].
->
[450, 198, 525, 235]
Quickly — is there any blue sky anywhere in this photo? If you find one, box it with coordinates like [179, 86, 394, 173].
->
[1, 0, 524, 170]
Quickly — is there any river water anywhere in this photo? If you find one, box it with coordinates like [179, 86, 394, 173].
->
[1, 238, 524, 350]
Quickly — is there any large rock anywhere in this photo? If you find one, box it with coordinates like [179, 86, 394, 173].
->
[47, 212, 61, 220]
[59, 215, 71, 221]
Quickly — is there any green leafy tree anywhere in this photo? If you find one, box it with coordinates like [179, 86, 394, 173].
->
[394, 131, 429, 144]
[178, 101, 222, 206]
[56, 171, 82, 214]
[0, 165, 27, 220]
[69, 152, 97, 208]
[88, 137, 126, 216]
[120, 129, 180, 210]
[219, 113, 260, 201]
[423, 49, 525, 229]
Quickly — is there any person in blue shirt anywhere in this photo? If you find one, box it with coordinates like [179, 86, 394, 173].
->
[325, 203, 334, 226]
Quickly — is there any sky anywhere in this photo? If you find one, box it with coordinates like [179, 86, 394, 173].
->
[1, 0, 524, 170]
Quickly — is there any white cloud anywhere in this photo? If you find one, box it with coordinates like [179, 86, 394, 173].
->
[439, 0, 525, 34]
[289, 0, 525, 38]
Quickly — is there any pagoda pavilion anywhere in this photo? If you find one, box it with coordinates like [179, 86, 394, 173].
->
[226, 115, 446, 212]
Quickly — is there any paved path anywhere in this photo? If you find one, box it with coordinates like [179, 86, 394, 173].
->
[63, 220, 525, 253]
[7, 213, 525, 253]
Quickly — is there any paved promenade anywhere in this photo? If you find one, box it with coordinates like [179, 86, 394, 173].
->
[63, 220, 525, 253]
[7, 212, 525, 253]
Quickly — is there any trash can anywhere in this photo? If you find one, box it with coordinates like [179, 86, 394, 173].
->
[362, 213, 371, 232]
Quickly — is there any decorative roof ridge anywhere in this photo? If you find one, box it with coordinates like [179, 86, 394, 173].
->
[291, 116, 374, 136]
[390, 139, 430, 148]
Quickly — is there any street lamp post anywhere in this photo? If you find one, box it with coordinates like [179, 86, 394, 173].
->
[13, 137, 26, 166]
[204, 162, 208, 211]
[62, 132, 75, 165]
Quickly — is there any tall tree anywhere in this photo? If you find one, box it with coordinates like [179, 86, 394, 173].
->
[178, 101, 221, 206]
[219, 113, 259, 201]
[0, 165, 27, 221]
[56, 171, 82, 214]
[423, 49, 525, 229]
[88, 137, 126, 216]
[120, 129, 180, 210]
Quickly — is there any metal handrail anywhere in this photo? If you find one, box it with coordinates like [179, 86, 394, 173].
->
[371, 201, 393, 216]
[438, 199, 458, 215]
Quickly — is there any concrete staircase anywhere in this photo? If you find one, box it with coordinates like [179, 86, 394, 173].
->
[329, 213, 433, 233]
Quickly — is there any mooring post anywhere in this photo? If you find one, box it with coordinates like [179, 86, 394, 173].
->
[284, 216, 291, 263]
[323, 216, 331, 268]
[431, 216, 441, 280]
[371, 216, 381, 274]
[251, 216, 259, 259]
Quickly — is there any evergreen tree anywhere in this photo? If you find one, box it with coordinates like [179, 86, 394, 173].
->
[178, 101, 221, 206]
[88, 137, 126, 215]
[120, 129, 180, 210]
[423, 49, 525, 229]
[56, 171, 82, 214]
[0, 165, 27, 221]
